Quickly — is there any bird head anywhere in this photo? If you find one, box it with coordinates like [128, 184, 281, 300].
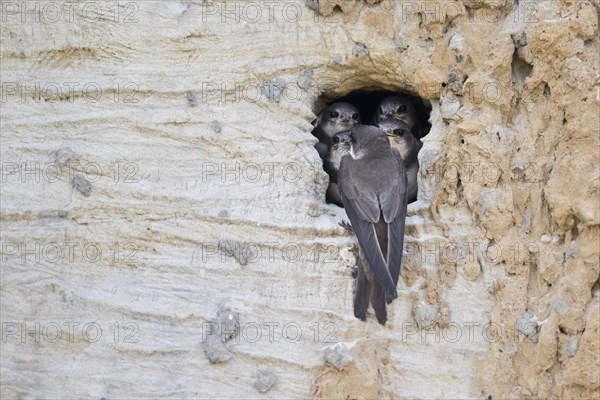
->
[377, 96, 415, 125]
[324, 102, 361, 133]
[378, 119, 411, 140]
[348, 125, 390, 159]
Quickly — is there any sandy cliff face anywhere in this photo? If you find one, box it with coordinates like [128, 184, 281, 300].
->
[1, 1, 598, 399]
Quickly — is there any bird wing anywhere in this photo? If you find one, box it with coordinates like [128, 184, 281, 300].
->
[380, 152, 407, 223]
[315, 141, 328, 161]
[385, 151, 409, 285]
[413, 119, 423, 140]
[339, 158, 395, 296]
[338, 159, 381, 222]
[416, 139, 423, 152]
[387, 190, 408, 286]
[311, 109, 328, 143]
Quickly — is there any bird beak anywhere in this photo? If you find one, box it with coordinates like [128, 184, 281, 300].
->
[335, 132, 351, 145]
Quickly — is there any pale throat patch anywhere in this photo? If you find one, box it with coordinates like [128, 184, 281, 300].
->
[334, 121, 353, 131]
[391, 138, 410, 159]
[323, 120, 355, 138]
[397, 115, 412, 127]
[330, 145, 350, 169]
[350, 147, 365, 160]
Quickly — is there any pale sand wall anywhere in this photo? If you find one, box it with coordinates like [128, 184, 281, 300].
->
[1, 1, 598, 399]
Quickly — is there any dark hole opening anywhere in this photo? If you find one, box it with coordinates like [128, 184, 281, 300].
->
[558, 325, 567, 334]
[312, 89, 432, 206]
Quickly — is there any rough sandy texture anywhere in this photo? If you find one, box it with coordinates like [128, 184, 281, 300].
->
[1, 1, 598, 399]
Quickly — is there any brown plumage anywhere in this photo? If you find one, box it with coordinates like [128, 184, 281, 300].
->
[338, 125, 408, 325]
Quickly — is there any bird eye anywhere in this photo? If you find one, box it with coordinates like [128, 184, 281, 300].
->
[351, 113, 359, 120]
[398, 105, 407, 113]
[333, 136, 340, 144]
[330, 110, 339, 118]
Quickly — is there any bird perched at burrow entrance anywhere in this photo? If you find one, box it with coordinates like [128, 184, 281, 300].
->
[373, 95, 422, 139]
[377, 118, 422, 203]
[337, 125, 408, 325]
[312, 102, 361, 160]
[324, 131, 351, 207]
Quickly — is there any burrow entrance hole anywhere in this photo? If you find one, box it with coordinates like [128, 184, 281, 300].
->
[312, 89, 432, 205]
